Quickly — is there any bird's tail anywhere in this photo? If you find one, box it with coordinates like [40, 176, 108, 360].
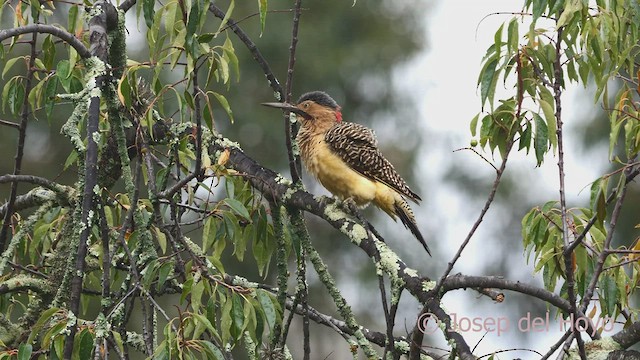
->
[394, 199, 431, 256]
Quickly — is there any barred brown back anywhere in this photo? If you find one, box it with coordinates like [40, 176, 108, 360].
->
[324, 122, 421, 202]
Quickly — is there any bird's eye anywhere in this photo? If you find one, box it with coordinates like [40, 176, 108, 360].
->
[303, 102, 310, 108]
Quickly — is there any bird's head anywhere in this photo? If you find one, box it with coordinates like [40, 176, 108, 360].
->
[262, 91, 343, 125]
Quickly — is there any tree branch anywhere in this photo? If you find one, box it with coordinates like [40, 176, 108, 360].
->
[63, 2, 116, 358]
[0, 24, 91, 58]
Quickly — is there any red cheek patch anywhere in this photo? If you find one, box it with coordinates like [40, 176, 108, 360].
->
[336, 111, 343, 122]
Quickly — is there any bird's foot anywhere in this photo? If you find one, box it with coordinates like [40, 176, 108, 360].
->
[315, 195, 333, 207]
[339, 197, 359, 214]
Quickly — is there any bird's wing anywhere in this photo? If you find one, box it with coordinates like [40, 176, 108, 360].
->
[325, 122, 421, 202]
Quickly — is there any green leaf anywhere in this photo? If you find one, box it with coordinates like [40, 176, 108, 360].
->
[598, 273, 618, 316]
[539, 99, 557, 150]
[532, 0, 546, 21]
[215, 0, 235, 35]
[538, 86, 557, 150]
[257, 0, 267, 35]
[18, 344, 32, 360]
[28, 77, 45, 112]
[56, 60, 72, 92]
[181, 277, 194, 304]
[220, 294, 233, 343]
[507, 18, 519, 54]
[191, 280, 205, 311]
[256, 289, 277, 330]
[232, 293, 245, 336]
[63, 150, 78, 170]
[155, 226, 167, 254]
[199, 341, 225, 360]
[469, 113, 479, 137]
[111, 331, 125, 355]
[203, 216, 217, 253]
[519, 121, 532, 152]
[143, 0, 155, 28]
[27, 308, 59, 345]
[222, 37, 240, 82]
[479, 57, 498, 109]
[157, 262, 172, 291]
[533, 113, 548, 166]
[557, 0, 582, 28]
[44, 78, 57, 120]
[211, 91, 234, 124]
[224, 198, 251, 221]
[68, 5, 78, 34]
[77, 329, 94, 360]
[2, 56, 23, 79]
[186, 0, 200, 38]
[30, 0, 40, 22]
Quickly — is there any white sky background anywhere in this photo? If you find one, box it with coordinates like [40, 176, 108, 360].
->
[388, 0, 619, 357]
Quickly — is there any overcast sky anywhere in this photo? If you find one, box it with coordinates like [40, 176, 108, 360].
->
[392, 1, 618, 357]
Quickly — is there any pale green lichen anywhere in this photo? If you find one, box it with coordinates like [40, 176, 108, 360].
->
[422, 280, 436, 292]
[243, 331, 257, 358]
[324, 201, 348, 222]
[61, 101, 88, 152]
[215, 135, 241, 150]
[377, 245, 401, 275]
[289, 113, 298, 124]
[89, 87, 102, 98]
[275, 174, 293, 186]
[273, 91, 281, 101]
[350, 223, 368, 243]
[291, 141, 300, 156]
[283, 346, 293, 360]
[62, 311, 77, 335]
[94, 313, 110, 338]
[404, 267, 419, 278]
[339, 222, 368, 245]
[231, 276, 258, 289]
[394, 340, 410, 353]
[567, 337, 621, 360]
[85, 4, 103, 18]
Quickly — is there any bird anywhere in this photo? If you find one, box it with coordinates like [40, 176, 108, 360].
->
[262, 91, 430, 255]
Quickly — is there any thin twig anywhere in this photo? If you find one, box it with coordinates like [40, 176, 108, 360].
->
[209, 4, 283, 97]
[579, 171, 630, 314]
[283, 0, 303, 183]
[551, 24, 586, 359]
[0, 30, 38, 253]
[433, 143, 511, 296]
[0, 119, 20, 129]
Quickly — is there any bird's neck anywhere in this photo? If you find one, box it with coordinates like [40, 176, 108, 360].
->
[296, 112, 338, 164]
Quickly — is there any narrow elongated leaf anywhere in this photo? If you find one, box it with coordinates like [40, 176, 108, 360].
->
[480, 57, 498, 109]
[224, 198, 251, 221]
[257, 0, 267, 35]
[2, 56, 22, 79]
[533, 113, 548, 165]
[211, 91, 234, 123]
[143, 0, 155, 28]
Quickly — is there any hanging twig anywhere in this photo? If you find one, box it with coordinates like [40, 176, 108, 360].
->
[0, 29, 38, 253]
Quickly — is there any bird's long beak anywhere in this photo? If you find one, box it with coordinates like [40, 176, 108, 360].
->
[261, 102, 312, 119]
